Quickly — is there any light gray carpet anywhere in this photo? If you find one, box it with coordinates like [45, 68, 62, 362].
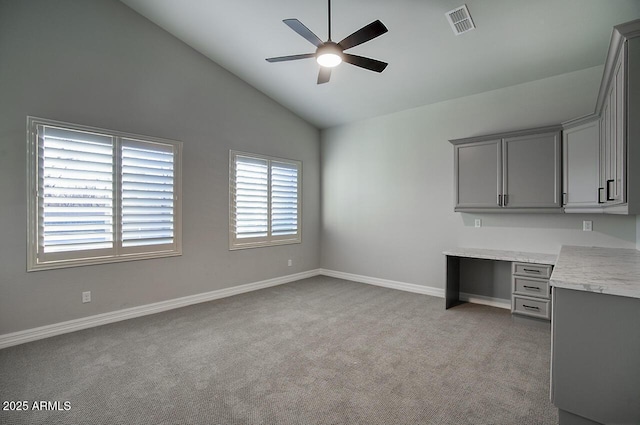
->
[0, 276, 557, 425]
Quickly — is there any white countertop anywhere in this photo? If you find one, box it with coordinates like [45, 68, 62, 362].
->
[550, 245, 640, 299]
[442, 247, 557, 265]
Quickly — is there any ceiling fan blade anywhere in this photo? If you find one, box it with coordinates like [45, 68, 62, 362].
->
[338, 20, 388, 50]
[343, 53, 388, 73]
[283, 19, 324, 47]
[317, 67, 331, 84]
[266, 53, 315, 62]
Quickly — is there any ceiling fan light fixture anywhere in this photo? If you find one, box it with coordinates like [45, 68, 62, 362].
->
[316, 43, 343, 67]
[317, 52, 342, 67]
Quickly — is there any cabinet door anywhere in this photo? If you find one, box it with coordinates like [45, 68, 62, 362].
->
[600, 44, 627, 207]
[503, 132, 561, 208]
[454, 139, 502, 209]
[601, 96, 611, 197]
[602, 80, 625, 205]
[600, 113, 606, 202]
[613, 48, 626, 204]
[605, 86, 618, 202]
[563, 120, 601, 209]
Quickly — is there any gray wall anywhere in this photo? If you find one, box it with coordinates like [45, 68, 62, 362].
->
[0, 0, 320, 334]
[321, 66, 638, 289]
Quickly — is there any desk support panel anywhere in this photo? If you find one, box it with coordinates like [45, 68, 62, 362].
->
[445, 255, 461, 309]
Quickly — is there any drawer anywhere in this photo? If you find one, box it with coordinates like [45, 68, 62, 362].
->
[512, 262, 552, 279]
[513, 276, 550, 299]
[512, 295, 551, 320]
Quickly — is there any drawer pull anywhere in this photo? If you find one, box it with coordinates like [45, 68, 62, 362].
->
[523, 285, 541, 291]
[523, 304, 540, 311]
[523, 268, 541, 273]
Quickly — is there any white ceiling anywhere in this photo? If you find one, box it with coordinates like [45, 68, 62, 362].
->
[120, 0, 640, 129]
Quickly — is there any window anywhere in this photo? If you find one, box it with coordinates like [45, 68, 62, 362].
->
[229, 151, 301, 249]
[27, 117, 182, 271]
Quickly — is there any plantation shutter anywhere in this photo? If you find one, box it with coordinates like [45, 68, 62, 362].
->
[28, 117, 182, 271]
[121, 139, 175, 250]
[233, 156, 269, 239]
[271, 161, 298, 236]
[39, 125, 114, 259]
[230, 151, 301, 249]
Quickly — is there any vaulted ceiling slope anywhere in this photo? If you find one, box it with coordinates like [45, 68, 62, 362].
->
[120, 0, 640, 129]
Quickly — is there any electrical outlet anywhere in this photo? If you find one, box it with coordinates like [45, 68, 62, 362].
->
[287, 259, 292, 267]
[82, 291, 91, 303]
[475, 219, 482, 228]
[583, 220, 593, 232]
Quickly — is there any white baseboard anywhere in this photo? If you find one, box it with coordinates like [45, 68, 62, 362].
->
[459, 292, 511, 310]
[319, 268, 444, 298]
[0, 269, 321, 349]
[0, 268, 446, 350]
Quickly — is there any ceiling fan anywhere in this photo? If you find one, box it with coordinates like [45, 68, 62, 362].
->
[266, 0, 388, 84]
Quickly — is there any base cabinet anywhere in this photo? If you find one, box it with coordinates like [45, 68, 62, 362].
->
[511, 262, 552, 320]
[551, 288, 640, 424]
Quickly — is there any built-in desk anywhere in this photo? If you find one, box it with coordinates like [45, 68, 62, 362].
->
[443, 248, 557, 309]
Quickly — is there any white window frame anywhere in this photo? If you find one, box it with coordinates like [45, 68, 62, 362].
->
[229, 150, 302, 250]
[26, 116, 183, 271]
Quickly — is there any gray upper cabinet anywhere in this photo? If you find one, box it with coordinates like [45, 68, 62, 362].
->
[592, 21, 640, 214]
[503, 132, 561, 208]
[451, 126, 563, 213]
[454, 139, 501, 209]
[449, 19, 640, 215]
[562, 117, 601, 211]
[563, 32, 635, 214]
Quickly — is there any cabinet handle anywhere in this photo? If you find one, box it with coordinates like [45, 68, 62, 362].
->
[562, 192, 567, 205]
[606, 179, 614, 201]
[523, 304, 540, 311]
[504, 194, 508, 206]
[523, 285, 541, 291]
[498, 194, 502, 207]
[598, 187, 605, 204]
[523, 268, 541, 274]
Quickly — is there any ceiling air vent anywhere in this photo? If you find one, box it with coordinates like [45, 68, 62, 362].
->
[446, 5, 475, 35]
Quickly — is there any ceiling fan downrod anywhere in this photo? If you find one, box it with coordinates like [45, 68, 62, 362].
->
[327, 0, 332, 41]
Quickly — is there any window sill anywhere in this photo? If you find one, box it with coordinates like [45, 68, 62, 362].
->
[27, 250, 182, 272]
[229, 239, 301, 251]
